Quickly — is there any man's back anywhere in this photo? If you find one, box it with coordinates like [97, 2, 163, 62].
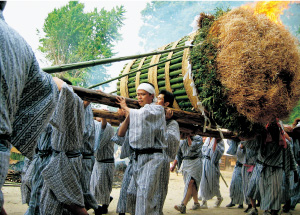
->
[0, 10, 58, 159]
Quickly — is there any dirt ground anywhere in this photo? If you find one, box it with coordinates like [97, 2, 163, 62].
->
[2, 170, 300, 215]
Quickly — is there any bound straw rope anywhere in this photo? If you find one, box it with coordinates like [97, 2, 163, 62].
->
[120, 59, 136, 98]
[148, 45, 168, 96]
[182, 32, 198, 110]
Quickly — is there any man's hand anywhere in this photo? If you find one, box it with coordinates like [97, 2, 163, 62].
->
[116, 96, 130, 113]
[170, 160, 178, 172]
[52, 77, 65, 91]
[118, 108, 128, 118]
[170, 165, 176, 172]
[83, 100, 90, 108]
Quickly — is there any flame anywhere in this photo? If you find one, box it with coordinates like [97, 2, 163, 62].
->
[242, 1, 290, 25]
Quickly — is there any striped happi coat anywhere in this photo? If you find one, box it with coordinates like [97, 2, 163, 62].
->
[227, 140, 243, 205]
[40, 84, 85, 215]
[21, 157, 32, 205]
[237, 141, 258, 205]
[242, 135, 297, 211]
[165, 119, 181, 162]
[281, 138, 297, 204]
[159, 119, 180, 213]
[81, 105, 98, 210]
[200, 137, 224, 201]
[90, 120, 115, 205]
[0, 11, 58, 210]
[126, 118, 181, 215]
[24, 124, 53, 215]
[113, 127, 134, 214]
[176, 135, 203, 203]
[291, 138, 300, 207]
[128, 103, 169, 215]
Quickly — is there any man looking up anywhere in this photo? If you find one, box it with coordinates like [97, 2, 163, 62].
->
[116, 83, 169, 215]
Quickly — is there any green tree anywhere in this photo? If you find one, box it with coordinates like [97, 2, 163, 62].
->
[286, 100, 300, 124]
[38, 1, 125, 87]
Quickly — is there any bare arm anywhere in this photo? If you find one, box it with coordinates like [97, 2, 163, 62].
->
[115, 100, 130, 137]
[170, 159, 178, 172]
[118, 115, 129, 137]
[101, 117, 107, 130]
[52, 77, 64, 91]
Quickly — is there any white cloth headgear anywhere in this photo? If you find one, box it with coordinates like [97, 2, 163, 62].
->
[137, 83, 157, 103]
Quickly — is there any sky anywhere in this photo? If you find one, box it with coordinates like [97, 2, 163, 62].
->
[3, 0, 149, 92]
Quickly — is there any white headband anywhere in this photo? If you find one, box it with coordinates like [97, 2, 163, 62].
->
[137, 83, 157, 103]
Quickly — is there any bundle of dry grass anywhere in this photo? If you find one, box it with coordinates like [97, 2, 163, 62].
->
[211, 8, 300, 124]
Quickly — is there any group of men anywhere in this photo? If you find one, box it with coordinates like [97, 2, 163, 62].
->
[169, 135, 225, 214]
[0, 1, 182, 213]
[225, 120, 300, 215]
[2, 1, 300, 215]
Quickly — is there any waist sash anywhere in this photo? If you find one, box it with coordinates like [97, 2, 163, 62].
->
[82, 153, 94, 159]
[53, 150, 81, 158]
[183, 156, 199, 160]
[131, 147, 163, 160]
[36, 148, 53, 158]
[97, 157, 114, 163]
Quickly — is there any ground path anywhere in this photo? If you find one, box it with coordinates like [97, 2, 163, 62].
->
[3, 170, 300, 215]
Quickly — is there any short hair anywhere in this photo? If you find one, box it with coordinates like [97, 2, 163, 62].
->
[60, 77, 73, 85]
[0, 1, 7, 11]
[159, 89, 174, 107]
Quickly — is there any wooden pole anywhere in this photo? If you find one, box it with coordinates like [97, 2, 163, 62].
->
[91, 108, 236, 139]
[178, 122, 236, 139]
[72, 86, 216, 128]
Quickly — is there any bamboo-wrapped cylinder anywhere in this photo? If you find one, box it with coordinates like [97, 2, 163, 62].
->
[117, 35, 194, 112]
[117, 5, 300, 137]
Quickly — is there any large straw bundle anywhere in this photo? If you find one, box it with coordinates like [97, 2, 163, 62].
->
[117, 7, 300, 137]
[213, 8, 300, 124]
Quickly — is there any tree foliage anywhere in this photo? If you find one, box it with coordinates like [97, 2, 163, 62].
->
[38, 1, 125, 87]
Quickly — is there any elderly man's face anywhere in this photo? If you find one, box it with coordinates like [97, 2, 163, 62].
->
[136, 89, 154, 107]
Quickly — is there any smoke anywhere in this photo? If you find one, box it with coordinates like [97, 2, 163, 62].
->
[138, 1, 300, 52]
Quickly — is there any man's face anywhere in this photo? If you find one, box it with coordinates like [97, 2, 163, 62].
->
[156, 94, 165, 106]
[136, 89, 154, 107]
